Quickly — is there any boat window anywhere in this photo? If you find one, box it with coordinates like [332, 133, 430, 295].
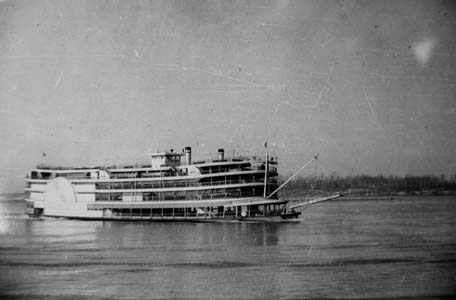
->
[40, 172, 53, 179]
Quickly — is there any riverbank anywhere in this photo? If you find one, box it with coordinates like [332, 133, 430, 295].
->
[279, 174, 456, 198]
[283, 190, 456, 205]
[282, 187, 456, 199]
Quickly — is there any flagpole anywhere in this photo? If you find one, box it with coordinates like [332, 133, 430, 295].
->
[263, 141, 268, 198]
[263, 151, 268, 198]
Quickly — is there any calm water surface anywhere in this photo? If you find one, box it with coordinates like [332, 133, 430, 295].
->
[0, 195, 455, 299]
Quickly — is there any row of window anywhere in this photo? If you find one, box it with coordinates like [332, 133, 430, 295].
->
[95, 178, 266, 190]
[88, 204, 286, 217]
[94, 187, 275, 201]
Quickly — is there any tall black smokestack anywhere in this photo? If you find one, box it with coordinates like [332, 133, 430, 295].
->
[184, 147, 191, 165]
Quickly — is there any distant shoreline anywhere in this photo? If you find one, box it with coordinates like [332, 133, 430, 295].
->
[283, 188, 456, 201]
[336, 194, 455, 200]
[286, 194, 456, 203]
[339, 189, 456, 197]
[280, 174, 456, 199]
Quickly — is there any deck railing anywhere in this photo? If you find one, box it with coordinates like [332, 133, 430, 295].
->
[95, 190, 272, 202]
[100, 178, 270, 190]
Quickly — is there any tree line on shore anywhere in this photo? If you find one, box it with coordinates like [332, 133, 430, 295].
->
[280, 173, 456, 196]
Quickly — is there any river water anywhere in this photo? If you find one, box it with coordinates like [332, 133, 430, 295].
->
[0, 194, 455, 299]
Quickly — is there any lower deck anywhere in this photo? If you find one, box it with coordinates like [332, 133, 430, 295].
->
[26, 200, 300, 221]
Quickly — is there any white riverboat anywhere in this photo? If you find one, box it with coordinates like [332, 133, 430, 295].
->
[25, 147, 306, 221]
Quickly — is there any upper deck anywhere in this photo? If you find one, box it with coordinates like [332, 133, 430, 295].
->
[26, 147, 278, 182]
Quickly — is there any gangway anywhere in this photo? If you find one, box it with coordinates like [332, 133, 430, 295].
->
[289, 194, 342, 210]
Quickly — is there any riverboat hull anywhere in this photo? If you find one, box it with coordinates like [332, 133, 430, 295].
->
[38, 214, 302, 222]
[25, 195, 299, 222]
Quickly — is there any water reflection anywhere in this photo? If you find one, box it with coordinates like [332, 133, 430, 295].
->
[92, 221, 281, 250]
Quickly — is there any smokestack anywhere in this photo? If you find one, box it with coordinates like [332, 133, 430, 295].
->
[184, 147, 191, 165]
[218, 148, 224, 161]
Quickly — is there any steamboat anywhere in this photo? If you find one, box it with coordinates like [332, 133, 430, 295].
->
[25, 147, 322, 221]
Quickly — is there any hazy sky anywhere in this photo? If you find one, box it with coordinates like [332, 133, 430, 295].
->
[1, 0, 456, 193]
